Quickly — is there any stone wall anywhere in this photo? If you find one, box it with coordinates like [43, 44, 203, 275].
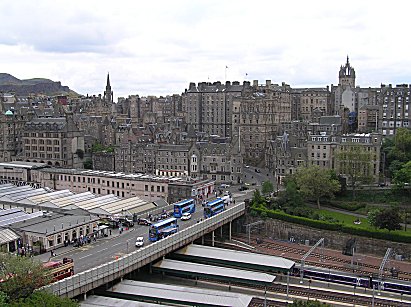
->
[247, 217, 411, 260]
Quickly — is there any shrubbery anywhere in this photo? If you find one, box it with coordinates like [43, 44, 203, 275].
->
[251, 204, 411, 243]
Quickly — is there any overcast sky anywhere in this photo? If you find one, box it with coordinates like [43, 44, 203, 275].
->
[1, 0, 410, 99]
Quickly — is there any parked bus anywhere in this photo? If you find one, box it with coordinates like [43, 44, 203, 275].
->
[149, 217, 179, 242]
[204, 198, 225, 218]
[43, 257, 74, 282]
[173, 198, 196, 218]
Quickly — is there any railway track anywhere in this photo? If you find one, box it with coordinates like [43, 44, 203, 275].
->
[232, 234, 411, 281]
[202, 277, 405, 306]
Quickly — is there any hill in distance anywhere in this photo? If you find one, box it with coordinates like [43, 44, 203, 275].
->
[0, 73, 79, 96]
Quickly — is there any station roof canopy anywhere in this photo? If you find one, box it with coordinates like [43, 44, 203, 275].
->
[173, 244, 295, 272]
[105, 280, 253, 307]
[81, 295, 167, 307]
[153, 259, 275, 286]
[2, 188, 47, 202]
[46, 192, 96, 208]
[0, 228, 20, 245]
[73, 195, 120, 211]
[90, 196, 149, 216]
[24, 190, 73, 205]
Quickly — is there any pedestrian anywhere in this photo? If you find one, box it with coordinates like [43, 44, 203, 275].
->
[109, 229, 112, 235]
[50, 250, 53, 257]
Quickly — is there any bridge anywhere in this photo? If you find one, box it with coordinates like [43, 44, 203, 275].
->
[42, 202, 245, 298]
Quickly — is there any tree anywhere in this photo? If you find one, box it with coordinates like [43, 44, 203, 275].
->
[278, 178, 304, 208]
[83, 158, 93, 169]
[0, 254, 50, 301]
[336, 145, 374, 199]
[393, 161, 411, 189]
[370, 207, 402, 231]
[294, 166, 341, 209]
[9, 291, 79, 307]
[261, 181, 274, 195]
[251, 189, 265, 206]
[367, 208, 381, 228]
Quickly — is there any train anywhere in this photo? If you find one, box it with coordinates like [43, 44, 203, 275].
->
[293, 264, 411, 295]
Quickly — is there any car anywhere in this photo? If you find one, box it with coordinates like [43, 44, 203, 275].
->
[135, 237, 144, 247]
[251, 182, 257, 186]
[255, 169, 261, 173]
[239, 186, 249, 191]
[245, 165, 250, 168]
[220, 184, 230, 188]
[137, 218, 152, 226]
[244, 182, 250, 186]
[181, 212, 191, 221]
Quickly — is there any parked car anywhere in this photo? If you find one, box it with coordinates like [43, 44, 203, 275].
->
[135, 237, 144, 247]
[255, 168, 261, 173]
[245, 165, 250, 168]
[220, 184, 230, 189]
[181, 212, 191, 221]
[137, 218, 152, 226]
[239, 186, 249, 191]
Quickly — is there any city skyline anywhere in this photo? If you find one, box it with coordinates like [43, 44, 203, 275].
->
[1, 0, 411, 98]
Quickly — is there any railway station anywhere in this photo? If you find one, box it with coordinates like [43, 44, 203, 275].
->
[93, 280, 254, 307]
[171, 244, 295, 273]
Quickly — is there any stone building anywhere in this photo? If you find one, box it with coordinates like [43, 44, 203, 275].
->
[307, 132, 382, 183]
[378, 84, 411, 136]
[232, 81, 292, 165]
[297, 87, 331, 121]
[182, 81, 246, 138]
[189, 138, 243, 185]
[22, 112, 85, 168]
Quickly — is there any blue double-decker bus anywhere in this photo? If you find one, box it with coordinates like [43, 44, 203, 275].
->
[149, 217, 179, 242]
[173, 198, 195, 218]
[203, 198, 225, 218]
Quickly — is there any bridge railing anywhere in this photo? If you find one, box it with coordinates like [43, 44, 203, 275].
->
[42, 202, 245, 297]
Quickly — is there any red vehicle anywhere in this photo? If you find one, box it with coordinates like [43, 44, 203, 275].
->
[43, 257, 74, 282]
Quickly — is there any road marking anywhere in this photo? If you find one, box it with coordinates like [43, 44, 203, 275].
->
[78, 254, 93, 260]
[111, 242, 124, 247]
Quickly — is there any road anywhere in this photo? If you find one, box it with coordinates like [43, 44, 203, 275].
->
[45, 190, 253, 273]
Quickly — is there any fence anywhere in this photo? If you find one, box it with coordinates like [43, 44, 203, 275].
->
[42, 202, 245, 298]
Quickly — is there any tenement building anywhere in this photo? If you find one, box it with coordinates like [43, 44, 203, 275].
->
[22, 112, 85, 168]
[307, 132, 381, 183]
[232, 80, 292, 165]
[182, 81, 246, 138]
[378, 84, 411, 136]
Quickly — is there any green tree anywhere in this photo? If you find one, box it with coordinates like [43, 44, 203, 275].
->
[393, 161, 411, 189]
[83, 158, 92, 169]
[278, 178, 304, 208]
[91, 142, 105, 152]
[373, 207, 402, 231]
[367, 208, 381, 228]
[261, 181, 274, 195]
[0, 254, 50, 301]
[336, 145, 374, 199]
[294, 166, 341, 209]
[251, 189, 265, 206]
[9, 291, 79, 307]
[0, 291, 8, 306]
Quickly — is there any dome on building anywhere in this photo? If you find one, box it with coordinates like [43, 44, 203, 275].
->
[5, 110, 13, 116]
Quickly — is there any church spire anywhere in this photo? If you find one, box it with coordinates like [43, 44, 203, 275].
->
[346, 55, 349, 65]
[104, 72, 113, 103]
[106, 72, 111, 88]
